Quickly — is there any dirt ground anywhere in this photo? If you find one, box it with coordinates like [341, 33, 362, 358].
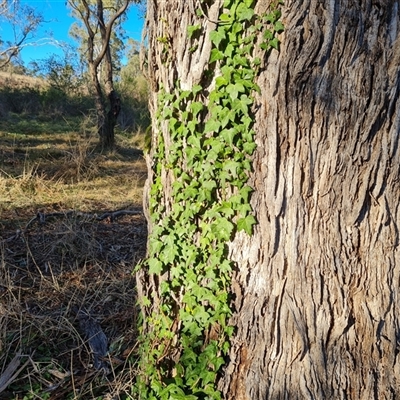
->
[0, 207, 147, 399]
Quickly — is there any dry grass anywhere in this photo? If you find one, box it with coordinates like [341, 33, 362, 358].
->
[0, 71, 49, 90]
[0, 118, 147, 399]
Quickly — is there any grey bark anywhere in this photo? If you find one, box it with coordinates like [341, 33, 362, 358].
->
[140, 1, 400, 399]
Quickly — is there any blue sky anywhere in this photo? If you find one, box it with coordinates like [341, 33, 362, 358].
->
[1, 1, 145, 66]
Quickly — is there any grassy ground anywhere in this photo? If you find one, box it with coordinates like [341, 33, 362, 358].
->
[0, 114, 147, 399]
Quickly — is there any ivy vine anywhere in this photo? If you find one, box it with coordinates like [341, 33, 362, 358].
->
[136, 1, 283, 399]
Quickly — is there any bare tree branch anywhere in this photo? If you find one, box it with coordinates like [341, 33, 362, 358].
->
[0, 0, 44, 68]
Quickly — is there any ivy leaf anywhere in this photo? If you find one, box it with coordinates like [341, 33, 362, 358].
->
[204, 119, 221, 133]
[218, 107, 230, 128]
[187, 24, 201, 38]
[233, 54, 249, 67]
[225, 43, 235, 58]
[221, 128, 236, 145]
[216, 202, 235, 217]
[211, 218, 234, 241]
[168, 117, 178, 130]
[227, 82, 245, 100]
[274, 20, 285, 33]
[264, 9, 281, 23]
[263, 29, 274, 41]
[237, 215, 257, 235]
[215, 76, 229, 87]
[187, 134, 201, 149]
[240, 185, 253, 202]
[193, 305, 210, 324]
[210, 28, 226, 47]
[219, 13, 232, 23]
[270, 37, 280, 50]
[184, 184, 199, 200]
[223, 160, 241, 175]
[141, 296, 151, 307]
[192, 84, 202, 95]
[202, 179, 217, 192]
[148, 258, 163, 274]
[236, 3, 254, 21]
[187, 120, 197, 133]
[210, 48, 224, 63]
[209, 89, 223, 105]
[161, 235, 178, 264]
[179, 90, 192, 101]
[149, 238, 163, 254]
[243, 140, 257, 154]
[226, 84, 239, 100]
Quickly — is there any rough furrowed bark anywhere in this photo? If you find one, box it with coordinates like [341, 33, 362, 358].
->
[139, 0, 400, 399]
[221, 1, 400, 399]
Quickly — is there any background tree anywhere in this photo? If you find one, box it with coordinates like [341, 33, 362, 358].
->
[116, 38, 149, 131]
[29, 45, 85, 94]
[137, 0, 400, 399]
[0, 0, 44, 68]
[67, 0, 134, 149]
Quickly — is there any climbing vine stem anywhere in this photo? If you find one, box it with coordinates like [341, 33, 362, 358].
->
[137, 1, 283, 398]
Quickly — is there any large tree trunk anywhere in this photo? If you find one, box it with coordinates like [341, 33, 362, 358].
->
[139, 0, 400, 399]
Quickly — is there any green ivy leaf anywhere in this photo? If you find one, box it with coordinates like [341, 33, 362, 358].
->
[274, 20, 285, 33]
[244, 0, 255, 7]
[187, 24, 201, 38]
[192, 84, 202, 95]
[211, 218, 234, 241]
[210, 28, 226, 47]
[223, 160, 241, 175]
[239, 185, 253, 202]
[148, 258, 163, 274]
[141, 296, 151, 307]
[236, 3, 254, 21]
[270, 37, 280, 50]
[243, 140, 257, 154]
[221, 128, 236, 145]
[210, 48, 224, 63]
[226, 84, 239, 100]
[215, 75, 229, 87]
[237, 214, 257, 235]
[204, 119, 221, 133]
[149, 237, 163, 254]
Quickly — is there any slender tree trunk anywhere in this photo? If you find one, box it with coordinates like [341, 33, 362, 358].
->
[76, 0, 127, 150]
[89, 63, 107, 146]
[140, 0, 400, 399]
[99, 17, 121, 149]
[89, 59, 120, 150]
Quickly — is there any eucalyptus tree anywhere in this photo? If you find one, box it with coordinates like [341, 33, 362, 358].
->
[0, 0, 43, 68]
[67, 0, 134, 149]
[136, 0, 400, 399]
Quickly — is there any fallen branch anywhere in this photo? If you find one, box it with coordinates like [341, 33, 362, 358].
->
[76, 308, 110, 373]
[27, 208, 143, 228]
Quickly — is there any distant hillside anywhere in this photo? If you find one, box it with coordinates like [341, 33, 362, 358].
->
[0, 71, 48, 89]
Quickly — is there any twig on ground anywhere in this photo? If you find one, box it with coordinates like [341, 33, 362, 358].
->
[0, 352, 32, 394]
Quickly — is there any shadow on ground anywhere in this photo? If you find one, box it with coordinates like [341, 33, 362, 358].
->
[0, 208, 147, 399]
